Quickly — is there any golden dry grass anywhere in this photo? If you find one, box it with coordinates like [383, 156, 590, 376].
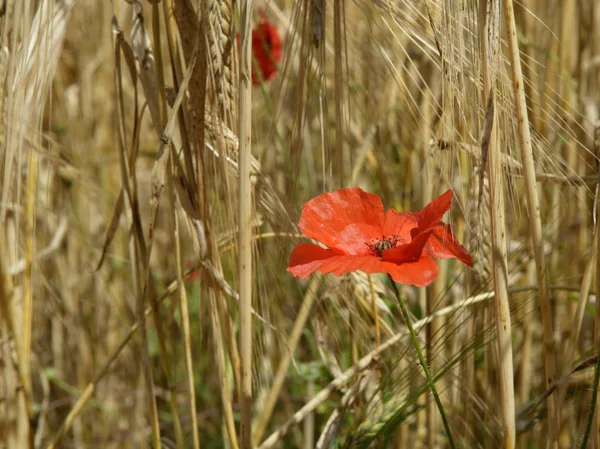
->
[1, 0, 599, 448]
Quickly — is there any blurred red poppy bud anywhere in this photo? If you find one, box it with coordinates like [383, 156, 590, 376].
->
[238, 13, 283, 85]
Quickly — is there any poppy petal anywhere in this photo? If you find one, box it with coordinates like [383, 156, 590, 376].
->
[425, 224, 473, 266]
[298, 188, 385, 255]
[287, 243, 439, 287]
[382, 230, 432, 263]
[252, 21, 282, 84]
[417, 190, 453, 231]
[287, 243, 339, 277]
[386, 256, 439, 287]
[383, 209, 418, 243]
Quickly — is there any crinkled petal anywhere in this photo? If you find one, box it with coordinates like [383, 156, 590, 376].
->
[287, 243, 439, 287]
[386, 256, 439, 287]
[287, 243, 340, 278]
[383, 209, 418, 244]
[425, 224, 473, 266]
[417, 190, 453, 230]
[298, 188, 385, 255]
[382, 231, 432, 263]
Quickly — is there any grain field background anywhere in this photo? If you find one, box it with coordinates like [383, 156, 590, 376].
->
[0, 0, 599, 448]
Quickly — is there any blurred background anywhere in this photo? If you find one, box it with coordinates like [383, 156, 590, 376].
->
[0, 0, 599, 447]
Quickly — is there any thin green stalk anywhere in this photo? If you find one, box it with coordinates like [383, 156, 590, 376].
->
[387, 274, 455, 449]
[579, 345, 600, 449]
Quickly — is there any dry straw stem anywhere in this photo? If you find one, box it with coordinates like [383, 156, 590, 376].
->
[46, 283, 175, 447]
[170, 174, 201, 449]
[44, 240, 290, 447]
[46, 261, 212, 448]
[479, 0, 515, 446]
[252, 275, 322, 445]
[437, 140, 598, 185]
[208, 288, 240, 449]
[96, 17, 198, 449]
[421, 89, 441, 447]
[0, 231, 33, 447]
[594, 127, 600, 446]
[238, 0, 254, 447]
[2, 1, 73, 443]
[256, 288, 501, 449]
[315, 378, 361, 448]
[595, 194, 600, 446]
[146, 9, 202, 447]
[7, 0, 600, 447]
[107, 10, 185, 445]
[113, 22, 163, 448]
[502, 0, 557, 444]
[555, 231, 596, 418]
[485, 97, 516, 449]
[134, 9, 184, 444]
[22, 136, 35, 442]
[516, 258, 535, 449]
[333, 0, 345, 188]
[8, 218, 67, 275]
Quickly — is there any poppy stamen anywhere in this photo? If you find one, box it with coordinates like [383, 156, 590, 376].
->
[367, 235, 399, 256]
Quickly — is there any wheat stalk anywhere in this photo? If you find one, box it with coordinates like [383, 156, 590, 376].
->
[238, 0, 254, 447]
[479, 0, 516, 446]
[206, 0, 235, 115]
[502, 0, 557, 445]
[252, 275, 321, 445]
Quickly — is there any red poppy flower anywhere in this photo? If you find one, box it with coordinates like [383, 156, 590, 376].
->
[237, 15, 282, 85]
[250, 15, 282, 85]
[186, 260, 201, 281]
[287, 188, 472, 287]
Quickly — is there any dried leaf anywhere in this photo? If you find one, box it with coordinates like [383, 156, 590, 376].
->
[96, 190, 124, 271]
[131, 4, 162, 133]
[478, 90, 495, 220]
[174, 168, 200, 220]
[311, 0, 325, 48]
[148, 141, 170, 245]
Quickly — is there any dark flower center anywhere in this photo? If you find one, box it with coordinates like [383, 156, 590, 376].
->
[367, 235, 399, 257]
[375, 240, 393, 252]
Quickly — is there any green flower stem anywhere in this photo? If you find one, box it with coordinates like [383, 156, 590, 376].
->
[388, 274, 456, 449]
[580, 347, 600, 449]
